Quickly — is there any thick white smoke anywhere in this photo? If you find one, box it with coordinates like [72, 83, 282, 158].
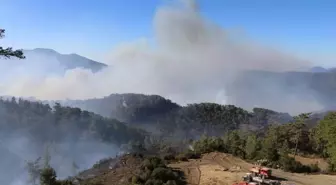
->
[0, 0, 314, 112]
[0, 129, 119, 185]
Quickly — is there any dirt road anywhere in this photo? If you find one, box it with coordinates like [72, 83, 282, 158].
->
[169, 152, 336, 185]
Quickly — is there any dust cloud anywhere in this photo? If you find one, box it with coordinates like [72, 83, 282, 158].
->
[0, 0, 318, 114]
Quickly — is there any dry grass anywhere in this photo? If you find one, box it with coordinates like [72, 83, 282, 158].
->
[288, 154, 329, 171]
[77, 154, 144, 185]
[169, 152, 336, 185]
[73, 152, 335, 185]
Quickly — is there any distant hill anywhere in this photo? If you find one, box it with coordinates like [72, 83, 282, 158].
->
[23, 48, 107, 72]
[56, 93, 181, 122]
[309, 66, 336, 73]
[0, 48, 107, 80]
[225, 70, 336, 114]
[310, 66, 329, 73]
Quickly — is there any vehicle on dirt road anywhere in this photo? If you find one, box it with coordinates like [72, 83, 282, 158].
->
[242, 172, 281, 185]
[250, 166, 272, 179]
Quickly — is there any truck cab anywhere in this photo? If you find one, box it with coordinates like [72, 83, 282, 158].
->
[250, 167, 272, 179]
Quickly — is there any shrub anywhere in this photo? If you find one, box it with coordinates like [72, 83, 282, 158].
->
[135, 157, 185, 185]
[193, 137, 225, 154]
[139, 170, 152, 182]
[184, 151, 201, 159]
[328, 163, 336, 172]
[144, 179, 164, 185]
[279, 156, 320, 173]
[174, 150, 201, 161]
[164, 180, 177, 185]
[176, 154, 188, 161]
[309, 163, 320, 173]
[151, 167, 176, 181]
[142, 157, 166, 171]
[132, 176, 141, 184]
[163, 154, 176, 161]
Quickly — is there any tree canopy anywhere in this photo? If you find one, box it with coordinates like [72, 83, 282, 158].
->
[0, 97, 146, 146]
[0, 29, 25, 59]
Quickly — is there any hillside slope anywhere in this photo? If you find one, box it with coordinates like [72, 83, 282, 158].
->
[75, 154, 186, 185]
[0, 97, 146, 184]
[170, 152, 336, 185]
[0, 97, 145, 145]
[59, 93, 180, 121]
[58, 93, 295, 138]
[3, 95, 334, 185]
[61, 152, 335, 185]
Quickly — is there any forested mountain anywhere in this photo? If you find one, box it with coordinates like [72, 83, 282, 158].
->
[0, 97, 145, 145]
[64, 110, 336, 185]
[0, 97, 147, 184]
[1, 94, 335, 185]
[0, 93, 304, 152]
[56, 94, 180, 122]
[55, 93, 295, 138]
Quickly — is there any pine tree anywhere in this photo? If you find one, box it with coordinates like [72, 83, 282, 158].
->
[245, 134, 258, 160]
[0, 29, 25, 59]
[40, 167, 57, 185]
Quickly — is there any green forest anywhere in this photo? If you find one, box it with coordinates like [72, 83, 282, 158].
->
[1, 28, 336, 185]
[0, 97, 146, 146]
[191, 112, 336, 173]
[6, 96, 334, 185]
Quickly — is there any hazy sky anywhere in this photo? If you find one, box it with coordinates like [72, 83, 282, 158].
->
[1, 0, 335, 66]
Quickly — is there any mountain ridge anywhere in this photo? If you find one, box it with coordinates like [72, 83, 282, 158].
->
[23, 48, 108, 72]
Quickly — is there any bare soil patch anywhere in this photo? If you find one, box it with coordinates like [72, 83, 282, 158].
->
[169, 152, 336, 185]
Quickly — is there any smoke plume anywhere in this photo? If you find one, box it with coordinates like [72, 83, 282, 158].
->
[0, 124, 119, 185]
[0, 0, 317, 114]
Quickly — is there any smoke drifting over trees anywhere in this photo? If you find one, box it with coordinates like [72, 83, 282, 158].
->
[0, 0, 319, 114]
[0, 1, 335, 184]
[0, 97, 145, 185]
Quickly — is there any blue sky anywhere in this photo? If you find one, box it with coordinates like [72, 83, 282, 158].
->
[1, 0, 335, 66]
